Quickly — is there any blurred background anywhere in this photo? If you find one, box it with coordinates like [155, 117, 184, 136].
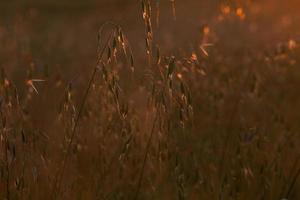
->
[1, 1, 300, 199]
[1, 0, 299, 127]
[1, 0, 299, 71]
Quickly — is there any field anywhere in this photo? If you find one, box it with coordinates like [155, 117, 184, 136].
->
[0, 0, 300, 199]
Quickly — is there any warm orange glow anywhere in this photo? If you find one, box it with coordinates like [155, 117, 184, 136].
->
[288, 39, 297, 50]
[176, 73, 183, 79]
[4, 79, 10, 87]
[203, 26, 210, 35]
[221, 5, 231, 15]
[191, 53, 198, 61]
[236, 7, 246, 20]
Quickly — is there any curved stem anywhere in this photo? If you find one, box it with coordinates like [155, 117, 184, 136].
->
[133, 111, 158, 200]
[51, 23, 115, 200]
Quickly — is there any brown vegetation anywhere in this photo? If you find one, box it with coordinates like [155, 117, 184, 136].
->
[0, 0, 299, 199]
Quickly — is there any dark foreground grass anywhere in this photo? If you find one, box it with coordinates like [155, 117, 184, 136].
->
[0, 0, 300, 199]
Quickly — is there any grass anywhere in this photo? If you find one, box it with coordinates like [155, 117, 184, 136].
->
[0, 0, 300, 199]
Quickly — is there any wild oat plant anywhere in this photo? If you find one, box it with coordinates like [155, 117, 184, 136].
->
[0, 0, 299, 199]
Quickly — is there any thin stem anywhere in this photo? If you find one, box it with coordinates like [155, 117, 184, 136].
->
[133, 111, 158, 200]
[51, 25, 114, 200]
[3, 128, 10, 200]
[218, 69, 252, 199]
[286, 157, 300, 199]
[52, 67, 98, 199]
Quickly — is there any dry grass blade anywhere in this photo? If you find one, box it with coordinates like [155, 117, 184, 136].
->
[0, 1, 299, 200]
[133, 112, 158, 200]
[51, 23, 117, 200]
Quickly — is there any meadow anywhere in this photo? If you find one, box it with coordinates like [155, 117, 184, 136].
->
[0, 0, 299, 199]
